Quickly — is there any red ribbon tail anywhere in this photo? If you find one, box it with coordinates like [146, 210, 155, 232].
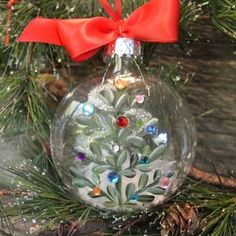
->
[17, 17, 62, 45]
[4, 0, 20, 46]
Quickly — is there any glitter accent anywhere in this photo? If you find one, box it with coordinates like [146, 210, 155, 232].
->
[125, 108, 152, 121]
[88, 85, 115, 112]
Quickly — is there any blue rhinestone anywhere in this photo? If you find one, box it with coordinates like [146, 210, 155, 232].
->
[140, 156, 149, 164]
[107, 171, 120, 184]
[82, 103, 95, 116]
[145, 125, 158, 135]
[129, 194, 138, 203]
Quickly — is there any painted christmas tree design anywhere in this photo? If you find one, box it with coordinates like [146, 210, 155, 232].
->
[69, 83, 175, 211]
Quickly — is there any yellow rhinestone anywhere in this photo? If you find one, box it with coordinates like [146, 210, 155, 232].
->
[115, 79, 128, 90]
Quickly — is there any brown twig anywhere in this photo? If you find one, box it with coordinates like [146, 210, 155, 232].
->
[0, 190, 33, 197]
[189, 167, 236, 189]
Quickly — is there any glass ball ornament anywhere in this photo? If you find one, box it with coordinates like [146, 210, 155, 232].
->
[51, 37, 197, 213]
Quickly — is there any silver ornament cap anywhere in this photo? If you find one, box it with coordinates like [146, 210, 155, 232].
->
[106, 37, 141, 58]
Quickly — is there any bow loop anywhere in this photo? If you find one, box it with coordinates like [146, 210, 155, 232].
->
[18, 0, 179, 62]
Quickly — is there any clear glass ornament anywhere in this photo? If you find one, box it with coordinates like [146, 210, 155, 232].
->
[50, 37, 197, 212]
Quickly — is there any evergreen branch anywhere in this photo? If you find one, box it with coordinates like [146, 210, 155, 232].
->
[0, 162, 95, 229]
[0, 73, 52, 138]
[180, 0, 202, 31]
[20, 137, 61, 181]
[209, 0, 236, 39]
[0, 201, 14, 235]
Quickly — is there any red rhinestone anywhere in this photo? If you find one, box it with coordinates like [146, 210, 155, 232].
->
[116, 116, 129, 128]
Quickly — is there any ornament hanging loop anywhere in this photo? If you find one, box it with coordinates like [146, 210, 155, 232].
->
[99, 0, 122, 21]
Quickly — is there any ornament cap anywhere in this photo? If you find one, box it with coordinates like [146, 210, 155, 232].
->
[106, 37, 141, 58]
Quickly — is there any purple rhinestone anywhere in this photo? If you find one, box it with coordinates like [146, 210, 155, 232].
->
[76, 152, 85, 161]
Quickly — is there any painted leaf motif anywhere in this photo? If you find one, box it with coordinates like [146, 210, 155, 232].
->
[122, 203, 137, 208]
[107, 185, 118, 201]
[77, 115, 91, 125]
[103, 87, 114, 104]
[106, 155, 116, 167]
[118, 128, 132, 142]
[138, 174, 149, 189]
[115, 94, 129, 111]
[138, 195, 155, 202]
[125, 183, 136, 199]
[127, 136, 144, 147]
[69, 167, 82, 177]
[117, 149, 129, 167]
[90, 142, 102, 156]
[122, 169, 136, 178]
[142, 145, 151, 155]
[146, 187, 165, 195]
[92, 113, 104, 127]
[130, 154, 139, 167]
[153, 170, 162, 181]
[149, 144, 167, 162]
[72, 179, 93, 188]
[103, 201, 117, 208]
[97, 93, 111, 105]
[106, 114, 115, 127]
[103, 143, 114, 154]
[137, 164, 152, 172]
[92, 174, 101, 185]
[92, 165, 108, 174]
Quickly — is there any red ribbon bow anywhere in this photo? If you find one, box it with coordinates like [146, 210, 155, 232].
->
[18, 0, 179, 62]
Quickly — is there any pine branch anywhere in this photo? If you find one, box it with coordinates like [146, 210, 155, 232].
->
[20, 137, 61, 180]
[0, 201, 14, 235]
[0, 162, 93, 229]
[180, 0, 202, 33]
[0, 72, 52, 138]
[209, 0, 236, 39]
